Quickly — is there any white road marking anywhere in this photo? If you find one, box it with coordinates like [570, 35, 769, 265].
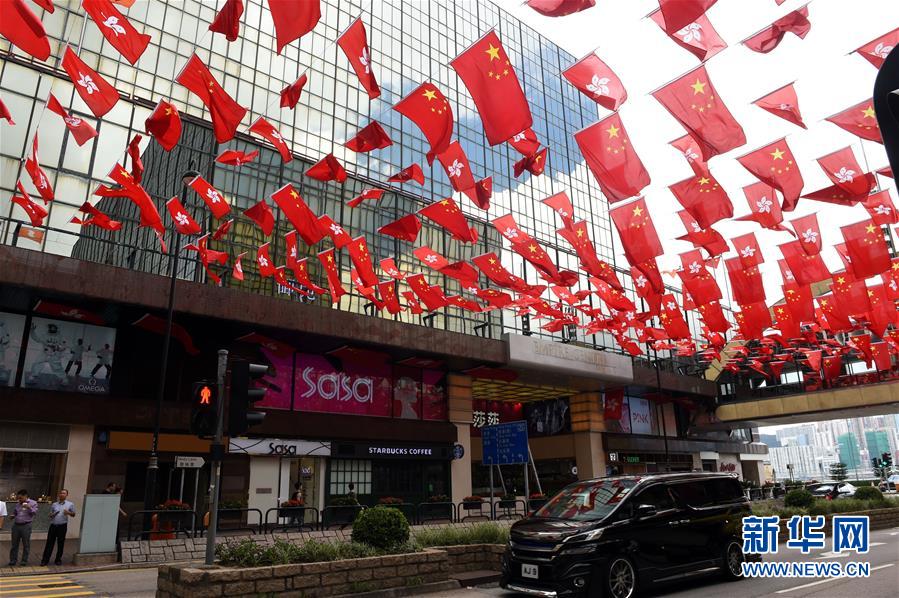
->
[775, 563, 894, 594]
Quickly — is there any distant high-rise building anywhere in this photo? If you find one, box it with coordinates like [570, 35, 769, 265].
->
[866, 430, 891, 462]
[837, 433, 862, 471]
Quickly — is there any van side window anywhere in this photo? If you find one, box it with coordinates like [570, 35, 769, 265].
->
[710, 478, 743, 503]
[632, 484, 676, 510]
[671, 481, 713, 508]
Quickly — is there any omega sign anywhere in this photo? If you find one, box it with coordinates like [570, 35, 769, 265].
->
[300, 367, 373, 403]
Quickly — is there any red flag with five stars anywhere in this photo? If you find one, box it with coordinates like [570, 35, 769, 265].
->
[864, 190, 898, 225]
[249, 117, 292, 162]
[650, 10, 727, 63]
[347, 236, 379, 287]
[450, 30, 533, 146]
[562, 52, 627, 110]
[752, 82, 806, 129]
[268, 0, 320, 54]
[392, 82, 453, 164]
[280, 73, 308, 109]
[736, 301, 772, 339]
[574, 112, 650, 203]
[378, 213, 422, 242]
[743, 6, 811, 54]
[188, 175, 231, 219]
[652, 65, 745, 161]
[24, 133, 54, 202]
[208, 0, 243, 42]
[83, 0, 151, 64]
[0, 0, 51, 61]
[165, 196, 202, 235]
[388, 164, 425, 185]
[736, 138, 804, 211]
[145, 99, 181, 151]
[668, 173, 733, 228]
[344, 120, 393, 152]
[62, 47, 120, 118]
[337, 17, 380, 99]
[826, 100, 881, 143]
[271, 184, 325, 245]
[419, 198, 477, 243]
[244, 198, 275, 236]
[725, 257, 766, 304]
[176, 53, 246, 143]
[610, 198, 663, 266]
[305, 153, 347, 182]
[854, 27, 898, 69]
[841, 219, 891, 279]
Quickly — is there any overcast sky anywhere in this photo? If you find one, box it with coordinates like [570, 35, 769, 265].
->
[496, 0, 898, 302]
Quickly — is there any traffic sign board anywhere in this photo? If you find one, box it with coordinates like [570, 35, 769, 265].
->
[482, 421, 528, 465]
[175, 456, 205, 469]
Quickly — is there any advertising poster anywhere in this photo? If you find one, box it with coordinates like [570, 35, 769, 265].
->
[629, 396, 653, 435]
[294, 353, 392, 416]
[0, 312, 26, 387]
[606, 398, 632, 434]
[21, 317, 116, 394]
[524, 397, 571, 437]
[421, 370, 447, 421]
[392, 367, 421, 419]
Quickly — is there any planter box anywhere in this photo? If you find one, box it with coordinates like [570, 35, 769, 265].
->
[277, 507, 304, 518]
[498, 500, 516, 509]
[462, 502, 485, 511]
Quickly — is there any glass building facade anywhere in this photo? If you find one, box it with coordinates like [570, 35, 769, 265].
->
[0, 0, 711, 353]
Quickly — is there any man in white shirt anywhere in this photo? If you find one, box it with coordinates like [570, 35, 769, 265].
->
[41, 489, 76, 566]
[0, 498, 6, 529]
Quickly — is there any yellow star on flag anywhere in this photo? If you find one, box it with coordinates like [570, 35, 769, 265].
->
[698, 177, 710, 186]
[485, 44, 500, 61]
[770, 148, 785, 160]
[632, 205, 643, 217]
[606, 124, 620, 138]
[866, 223, 877, 234]
[691, 79, 706, 95]
[422, 89, 437, 101]
[862, 106, 876, 119]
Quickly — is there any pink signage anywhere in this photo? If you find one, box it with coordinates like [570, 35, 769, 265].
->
[257, 347, 293, 410]
[293, 353, 392, 416]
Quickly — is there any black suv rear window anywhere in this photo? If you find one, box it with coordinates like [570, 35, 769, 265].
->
[709, 478, 744, 502]
[671, 481, 712, 507]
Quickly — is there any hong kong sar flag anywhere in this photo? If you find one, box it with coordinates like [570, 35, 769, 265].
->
[562, 52, 627, 111]
[46, 93, 97, 146]
[854, 27, 898, 69]
[249, 117, 292, 162]
[574, 113, 650, 203]
[657, 0, 719, 34]
[337, 17, 380, 99]
[83, 0, 152, 65]
[62, 47, 120, 118]
[176, 53, 247, 143]
[649, 10, 727, 63]
[451, 30, 533, 146]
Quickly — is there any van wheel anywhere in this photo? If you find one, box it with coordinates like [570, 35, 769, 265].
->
[606, 557, 638, 598]
[722, 541, 744, 580]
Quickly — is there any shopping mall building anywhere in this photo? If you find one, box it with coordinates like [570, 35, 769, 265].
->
[0, 0, 765, 538]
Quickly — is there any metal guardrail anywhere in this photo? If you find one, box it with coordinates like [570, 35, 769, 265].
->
[491, 499, 528, 520]
[416, 501, 456, 524]
[320, 504, 363, 529]
[211, 508, 264, 535]
[719, 370, 899, 404]
[264, 506, 320, 533]
[127, 509, 199, 540]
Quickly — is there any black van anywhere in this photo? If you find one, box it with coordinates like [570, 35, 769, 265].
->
[500, 473, 753, 597]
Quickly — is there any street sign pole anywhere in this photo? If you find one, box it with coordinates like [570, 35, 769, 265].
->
[205, 349, 227, 566]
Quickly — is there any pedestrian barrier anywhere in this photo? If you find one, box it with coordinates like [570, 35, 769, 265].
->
[320, 504, 363, 529]
[209, 507, 264, 535]
[492, 498, 527, 521]
[127, 509, 199, 540]
[264, 506, 320, 533]
[416, 501, 456, 524]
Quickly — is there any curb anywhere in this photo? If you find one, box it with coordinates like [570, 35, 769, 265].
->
[334, 580, 461, 598]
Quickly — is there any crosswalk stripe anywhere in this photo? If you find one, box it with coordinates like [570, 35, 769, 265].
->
[0, 575, 68, 582]
[0, 580, 77, 589]
[0, 586, 84, 595]
[9, 592, 94, 598]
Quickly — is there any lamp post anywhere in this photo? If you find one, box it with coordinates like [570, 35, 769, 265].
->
[143, 168, 201, 517]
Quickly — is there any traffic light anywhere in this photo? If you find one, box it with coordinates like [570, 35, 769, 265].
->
[190, 381, 217, 438]
[228, 360, 268, 437]
[883, 452, 893, 468]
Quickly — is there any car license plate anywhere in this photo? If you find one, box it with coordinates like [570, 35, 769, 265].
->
[522, 564, 539, 579]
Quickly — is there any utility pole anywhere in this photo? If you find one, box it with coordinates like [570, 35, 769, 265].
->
[205, 349, 228, 566]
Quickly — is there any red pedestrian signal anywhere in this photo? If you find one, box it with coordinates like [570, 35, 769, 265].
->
[199, 386, 212, 405]
[191, 381, 217, 438]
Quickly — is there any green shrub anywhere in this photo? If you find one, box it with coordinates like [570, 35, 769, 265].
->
[351, 507, 410, 549]
[854, 487, 884, 501]
[216, 537, 417, 567]
[785, 489, 815, 509]
[413, 523, 510, 547]
[330, 494, 359, 506]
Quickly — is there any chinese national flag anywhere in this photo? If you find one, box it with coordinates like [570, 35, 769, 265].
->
[177, 54, 246, 143]
[474, 177, 492, 211]
[735, 181, 790, 232]
[871, 342, 893, 371]
[62, 47, 120, 118]
[344, 120, 393, 153]
[378, 281, 402, 315]
[10, 181, 48, 226]
[347, 237, 378, 287]
[526, 0, 595, 17]
[436, 140, 477, 194]
[212, 218, 232, 240]
[216, 149, 259, 166]
[305, 153, 347, 182]
[188, 175, 231, 219]
[752, 82, 806, 129]
[378, 213, 421, 242]
[737, 138, 803, 211]
[451, 30, 533, 146]
[854, 27, 898, 69]
[864, 190, 898, 225]
[249, 117, 292, 162]
[268, 0, 320, 54]
[789, 212, 822, 255]
[816, 146, 872, 198]
[289, 258, 327, 295]
[419, 198, 477, 243]
[784, 284, 815, 323]
[393, 82, 453, 164]
[725, 257, 766, 305]
[271, 184, 324, 245]
[280, 73, 308, 109]
[826, 100, 881, 143]
[574, 113, 650, 203]
[388, 164, 425, 185]
[779, 240, 831, 285]
[24, 133, 54, 202]
[337, 17, 379, 99]
[697, 301, 731, 334]
[668, 173, 733, 228]
[562, 52, 627, 110]
[610, 198, 663, 266]
[743, 6, 811, 54]
[145, 99, 181, 151]
[732, 232, 763, 268]
[670, 133, 708, 176]
[83, 0, 151, 64]
[209, 0, 243, 42]
[736, 301, 772, 339]
[513, 147, 548, 178]
[657, 0, 718, 34]
[773, 305, 801, 339]
[244, 199, 275, 236]
[72, 202, 122, 231]
[652, 65, 745, 161]
[659, 294, 692, 339]
[818, 294, 852, 332]
[406, 275, 448, 311]
[317, 215, 352, 249]
[0, 0, 51, 61]
[649, 10, 727, 63]
[830, 274, 870, 317]
[868, 284, 899, 336]
[165, 196, 201, 235]
[841, 219, 891, 279]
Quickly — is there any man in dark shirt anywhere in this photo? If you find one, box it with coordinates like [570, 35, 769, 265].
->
[8, 489, 38, 566]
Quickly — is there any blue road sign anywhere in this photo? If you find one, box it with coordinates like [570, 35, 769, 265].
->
[482, 421, 528, 465]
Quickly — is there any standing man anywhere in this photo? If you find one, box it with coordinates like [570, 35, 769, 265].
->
[41, 489, 76, 566]
[0, 497, 7, 529]
[8, 489, 38, 566]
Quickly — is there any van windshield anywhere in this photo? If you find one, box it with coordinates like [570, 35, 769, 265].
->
[533, 479, 638, 521]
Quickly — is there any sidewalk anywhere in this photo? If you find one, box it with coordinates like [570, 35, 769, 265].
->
[0, 537, 164, 577]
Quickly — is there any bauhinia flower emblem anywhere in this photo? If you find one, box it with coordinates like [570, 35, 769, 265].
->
[586, 75, 610, 97]
[175, 213, 190, 226]
[635, 275, 647, 288]
[359, 47, 371, 74]
[103, 16, 126, 36]
[873, 42, 894, 59]
[802, 228, 818, 244]
[688, 261, 701, 274]
[873, 204, 891, 215]
[206, 189, 221, 203]
[833, 167, 855, 183]
[741, 245, 756, 258]
[756, 196, 772, 213]
[677, 23, 702, 43]
[77, 74, 99, 95]
[447, 159, 464, 178]
[258, 255, 269, 267]
[65, 116, 82, 127]
[503, 227, 519, 239]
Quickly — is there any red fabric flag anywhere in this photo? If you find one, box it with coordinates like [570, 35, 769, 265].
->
[657, 0, 718, 34]
[474, 177, 492, 211]
[697, 300, 731, 334]
[668, 173, 733, 228]
[10, 181, 48, 226]
[346, 188, 385, 209]
[735, 301, 772, 339]
[611, 199, 663, 266]
[816, 146, 872, 198]
[634, 259, 665, 297]
[752, 82, 806, 129]
[268, 0, 320, 54]
[62, 47, 119, 117]
[871, 342, 892, 371]
[232, 251, 246, 281]
[188, 175, 230, 219]
[826, 100, 881, 144]
[562, 52, 627, 110]
[652, 65, 745, 161]
[854, 27, 898, 69]
[864, 190, 898, 225]
[144, 99, 181, 151]
[868, 284, 899, 336]
[127, 134, 143, 183]
[493, 214, 575, 287]
[347, 236, 379, 287]
[402, 291, 423, 315]
[337, 17, 379, 99]
[256, 243, 276, 277]
[419, 198, 477, 243]
[387, 164, 425, 185]
[216, 148, 258, 166]
[732, 232, 763, 268]
[877, 166, 893, 179]
[288, 258, 327, 295]
[271, 184, 324, 245]
[801, 178, 874, 207]
[670, 133, 708, 176]
[344, 120, 392, 153]
[1, 97, 14, 125]
[543, 192, 575, 230]
[789, 213, 822, 255]
[778, 258, 796, 285]
[377, 280, 402, 315]
[450, 30, 533, 145]
[71, 201, 122, 231]
[392, 82, 453, 164]
[725, 257, 766, 305]
[184, 234, 228, 283]
[677, 211, 729, 257]
[744, 6, 811, 54]
[280, 73, 308, 109]
[248, 117, 292, 162]
[436, 140, 477, 195]
[735, 181, 790, 232]
[841, 219, 891, 279]
[406, 274, 448, 311]
[209, 0, 243, 42]
[244, 198, 275, 236]
[784, 284, 815, 323]
[513, 147, 548, 178]
[831, 273, 872, 319]
[659, 294, 692, 339]
[508, 128, 542, 157]
[574, 112, 650, 203]
[176, 53, 246, 143]
[779, 240, 831, 285]
[414, 246, 450, 272]
[526, 0, 595, 17]
[165, 196, 202, 235]
[380, 258, 405, 280]
[472, 252, 544, 296]
[32, 303, 106, 329]
[99, 164, 164, 232]
[305, 153, 347, 182]
[737, 138, 804, 211]
[212, 218, 233, 240]
[849, 334, 875, 367]
[83, 0, 151, 64]
[0, 0, 51, 61]
[317, 214, 352, 249]
[24, 133, 54, 202]
[378, 213, 421, 242]
[650, 10, 726, 62]
[603, 388, 624, 420]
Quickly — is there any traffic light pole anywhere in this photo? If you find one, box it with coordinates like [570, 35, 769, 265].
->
[205, 349, 228, 566]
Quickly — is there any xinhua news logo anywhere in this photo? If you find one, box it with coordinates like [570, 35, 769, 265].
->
[740, 515, 870, 579]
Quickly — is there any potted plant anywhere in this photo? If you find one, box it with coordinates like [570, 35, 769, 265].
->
[327, 494, 360, 526]
[498, 493, 517, 509]
[427, 494, 450, 503]
[462, 495, 484, 510]
[278, 498, 304, 517]
[217, 499, 247, 524]
[378, 496, 404, 505]
[155, 499, 193, 526]
[528, 492, 548, 510]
